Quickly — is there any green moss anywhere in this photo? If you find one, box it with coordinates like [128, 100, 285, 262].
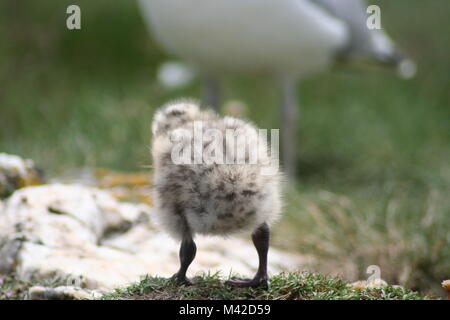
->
[103, 271, 431, 300]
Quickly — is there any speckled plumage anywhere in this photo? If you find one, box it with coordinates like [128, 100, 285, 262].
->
[151, 101, 282, 240]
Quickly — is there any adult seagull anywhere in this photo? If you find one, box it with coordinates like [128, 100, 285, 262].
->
[138, 0, 415, 177]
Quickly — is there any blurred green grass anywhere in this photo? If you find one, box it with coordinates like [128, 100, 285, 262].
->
[0, 0, 449, 296]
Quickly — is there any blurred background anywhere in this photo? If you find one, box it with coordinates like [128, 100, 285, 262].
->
[0, 0, 448, 296]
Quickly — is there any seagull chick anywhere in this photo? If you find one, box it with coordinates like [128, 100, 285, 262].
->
[151, 101, 282, 287]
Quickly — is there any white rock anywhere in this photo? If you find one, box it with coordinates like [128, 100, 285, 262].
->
[0, 184, 303, 294]
[350, 279, 388, 290]
[29, 286, 104, 300]
[0, 153, 43, 198]
[0, 153, 35, 177]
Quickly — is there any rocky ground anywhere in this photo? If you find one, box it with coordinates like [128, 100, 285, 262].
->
[1, 153, 446, 300]
[0, 153, 305, 299]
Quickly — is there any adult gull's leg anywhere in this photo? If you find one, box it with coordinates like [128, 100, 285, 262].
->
[203, 76, 221, 112]
[280, 77, 299, 179]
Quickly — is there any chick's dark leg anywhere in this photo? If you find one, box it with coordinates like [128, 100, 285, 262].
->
[226, 223, 270, 288]
[172, 235, 197, 285]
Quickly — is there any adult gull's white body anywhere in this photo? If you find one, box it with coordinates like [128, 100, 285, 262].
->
[139, 0, 349, 76]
